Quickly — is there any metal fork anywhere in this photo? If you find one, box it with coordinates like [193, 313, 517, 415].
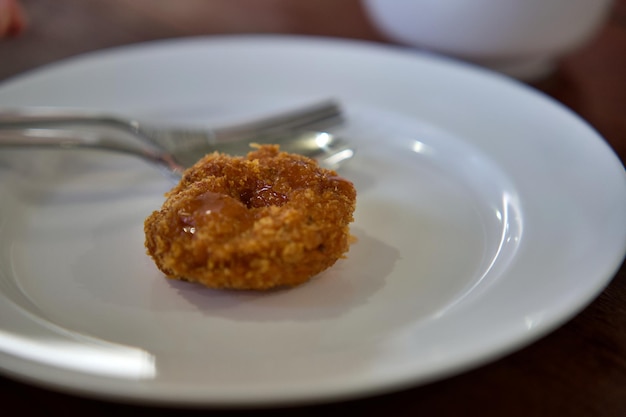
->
[0, 100, 354, 176]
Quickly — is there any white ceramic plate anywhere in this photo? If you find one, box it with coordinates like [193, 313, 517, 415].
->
[0, 36, 624, 407]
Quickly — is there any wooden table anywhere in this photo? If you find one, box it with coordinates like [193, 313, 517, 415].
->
[1, 1, 625, 415]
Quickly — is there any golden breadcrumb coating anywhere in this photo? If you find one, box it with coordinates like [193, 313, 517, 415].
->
[144, 145, 356, 290]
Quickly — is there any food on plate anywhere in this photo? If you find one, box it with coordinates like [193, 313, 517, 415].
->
[144, 144, 356, 290]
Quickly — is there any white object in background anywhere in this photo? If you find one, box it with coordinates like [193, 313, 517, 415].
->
[362, 0, 614, 80]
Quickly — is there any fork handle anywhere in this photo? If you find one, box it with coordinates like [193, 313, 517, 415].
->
[0, 100, 342, 133]
[0, 109, 138, 134]
[0, 128, 183, 173]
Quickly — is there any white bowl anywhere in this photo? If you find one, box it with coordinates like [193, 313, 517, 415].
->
[362, 0, 613, 80]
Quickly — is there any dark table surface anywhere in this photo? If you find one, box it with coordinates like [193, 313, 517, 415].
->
[1, 1, 625, 416]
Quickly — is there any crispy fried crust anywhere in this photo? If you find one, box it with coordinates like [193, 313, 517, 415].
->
[144, 145, 356, 290]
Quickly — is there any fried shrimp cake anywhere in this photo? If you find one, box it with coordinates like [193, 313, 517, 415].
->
[144, 145, 356, 290]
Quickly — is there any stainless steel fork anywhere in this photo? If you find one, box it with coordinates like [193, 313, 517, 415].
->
[0, 100, 354, 176]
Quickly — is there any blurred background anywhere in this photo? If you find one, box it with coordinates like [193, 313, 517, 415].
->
[0, 0, 385, 79]
[0, 0, 624, 80]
